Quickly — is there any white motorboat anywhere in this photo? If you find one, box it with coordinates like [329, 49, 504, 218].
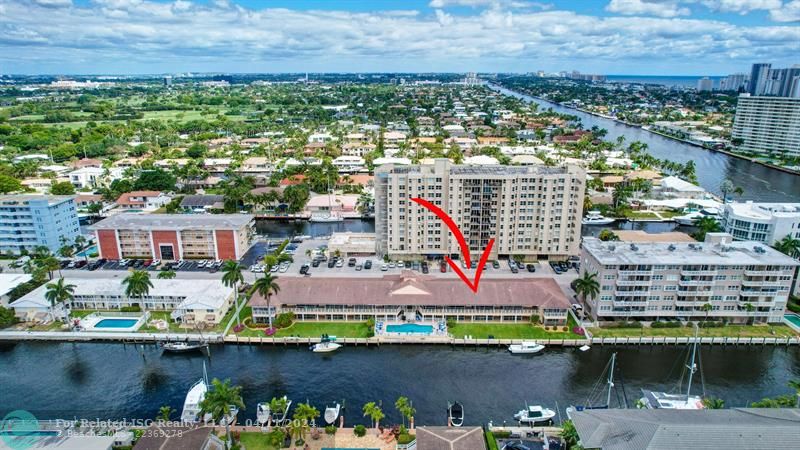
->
[639, 326, 705, 410]
[324, 403, 341, 425]
[447, 401, 464, 427]
[310, 341, 342, 353]
[180, 363, 209, 423]
[309, 212, 343, 223]
[508, 341, 545, 354]
[581, 210, 615, 226]
[256, 403, 271, 425]
[674, 207, 721, 226]
[514, 404, 556, 424]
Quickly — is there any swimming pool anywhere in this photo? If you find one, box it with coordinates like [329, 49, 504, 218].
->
[95, 318, 139, 328]
[784, 313, 800, 332]
[76, 244, 97, 257]
[385, 323, 433, 334]
[0, 430, 59, 437]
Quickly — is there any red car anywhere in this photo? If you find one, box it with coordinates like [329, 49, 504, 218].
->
[440, 261, 447, 273]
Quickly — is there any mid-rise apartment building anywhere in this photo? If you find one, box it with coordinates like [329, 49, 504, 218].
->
[0, 195, 80, 254]
[580, 233, 798, 324]
[375, 159, 585, 261]
[722, 202, 800, 245]
[731, 95, 800, 157]
[92, 214, 254, 261]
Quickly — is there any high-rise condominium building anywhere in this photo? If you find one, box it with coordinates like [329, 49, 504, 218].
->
[748, 63, 771, 96]
[719, 73, 748, 92]
[731, 94, 800, 157]
[747, 63, 800, 97]
[580, 233, 798, 324]
[722, 202, 800, 246]
[0, 195, 80, 255]
[696, 77, 713, 92]
[374, 159, 585, 261]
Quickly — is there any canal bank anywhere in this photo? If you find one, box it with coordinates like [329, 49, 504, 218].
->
[0, 342, 797, 426]
[490, 84, 800, 202]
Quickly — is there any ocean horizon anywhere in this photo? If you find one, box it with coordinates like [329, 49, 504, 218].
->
[606, 74, 724, 88]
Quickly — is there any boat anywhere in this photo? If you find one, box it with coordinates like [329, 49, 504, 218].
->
[309, 212, 344, 223]
[508, 341, 545, 354]
[310, 341, 342, 352]
[638, 326, 705, 410]
[161, 341, 209, 354]
[514, 404, 556, 424]
[324, 403, 341, 425]
[256, 403, 271, 425]
[581, 210, 616, 226]
[180, 362, 209, 423]
[674, 207, 721, 226]
[567, 353, 621, 418]
[447, 401, 464, 427]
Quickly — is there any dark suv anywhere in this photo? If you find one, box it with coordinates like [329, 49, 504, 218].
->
[348, 257, 357, 267]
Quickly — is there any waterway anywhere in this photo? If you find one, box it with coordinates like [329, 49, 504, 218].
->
[492, 85, 800, 203]
[0, 342, 797, 426]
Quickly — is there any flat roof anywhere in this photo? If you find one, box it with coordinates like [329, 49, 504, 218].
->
[726, 202, 800, 220]
[11, 278, 233, 311]
[613, 230, 696, 243]
[0, 195, 74, 206]
[0, 273, 32, 297]
[583, 236, 799, 266]
[250, 271, 571, 309]
[90, 214, 253, 231]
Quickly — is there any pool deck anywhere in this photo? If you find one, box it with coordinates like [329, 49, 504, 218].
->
[784, 314, 800, 333]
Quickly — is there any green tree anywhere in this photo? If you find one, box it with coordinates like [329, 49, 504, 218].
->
[702, 397, 725, 409]
[251, 274, 280, 329]
[691, 216, 721, 241]
[44, 278, 75, 322]
[597, 229, 619, 242]
[157, 270, 176, 280]
[560, 419, 581, 449]
[362, 402, 384, 432]
[395, 396, 416, 429]
[221, 260, 244, 326]
[0, 174, 23, 194]
[134, 168, 176, 191]
[122, 270, 153, 306]
[199, 378, 245, 446]
[701, 303, 713, 323]
[58, 244, 74, 259]
[157, 405, 174, 421]
[50, 181, 76, 195]
[574, 271, 600, 308]
[773, 234, 800, 258]
[743, 302, 755, 325]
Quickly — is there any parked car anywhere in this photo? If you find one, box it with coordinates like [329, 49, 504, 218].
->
[327, 259, 336, 268]
[335, 259, 344, 268]
[364, 260, 372, 269]
[381, 264, 389, 271]
[422, 264, 429, 274]
[311, 259, 321, 267]
[440, 261, 447, 273]
[74, 260, 87, 269]
[355, 264, 363, 271]
[510, 265, 519, 274]
[526, 264, 536, 273]
[299, 264, 310, 275]
[388, 262, 396, 269]
[492, 260, 500, 269]
[348, 257, 357, 267]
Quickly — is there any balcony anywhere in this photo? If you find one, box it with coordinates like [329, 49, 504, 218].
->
[676, 290, 713, 297]
[616, 279, 651, 286]
[739, 291, 778, 297]
[614, 290, 649, 297]
[741, 279, 784, 287]
[678, 279, 715, 287]
[618, 270, 652, 276]
[680, 270, 717, 276]
[613, 300, 648, 308]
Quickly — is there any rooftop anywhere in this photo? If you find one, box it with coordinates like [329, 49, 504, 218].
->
[613, 230, 696, 243]
[582, 235, 798, 266]
[416, 426, 487, 450]
[570, 408, 800, 450]
[726, 201, 800, 220]
[0, 195, 74, 206]
[250, 271, 571, 308]
[0, 273, 33, 299]
[90, 214, 254, 230]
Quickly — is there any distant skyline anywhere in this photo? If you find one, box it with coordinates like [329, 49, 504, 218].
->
[1, 0, 798, 75]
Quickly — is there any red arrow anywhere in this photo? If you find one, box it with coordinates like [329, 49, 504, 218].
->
[411, 197, 495, 293]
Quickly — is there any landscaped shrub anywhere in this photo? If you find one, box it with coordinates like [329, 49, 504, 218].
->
[485, 431, 500, 450]
[353, 425, 367, 437]
[562, 326, 568, 332]
[572, 326, 585, 336]
[530, 315, 540, 325]
[493, 430, 511, 439]
[233, 324, 245, 333]
[264, 327, 276, 336]
[120, 305, 141, 312]
[603, 321, 643, 329]
[545, 326, 551, 331]
[274, 312, 294, 328]
[698, 321, 725, 328]
[397, 433, 415, 444]
[264, 430, 284, 447]
[651, 321, 682, 329]
[325, 425, 336, 435]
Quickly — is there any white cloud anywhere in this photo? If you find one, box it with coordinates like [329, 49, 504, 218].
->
[30, 0, 72, 6]
[606, 0, 691, 18]
[699, 0, 782, 14]
[0, 0, 797, 73]
[768, 0, 800, 21]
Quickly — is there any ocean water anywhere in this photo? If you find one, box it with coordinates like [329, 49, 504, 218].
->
[606, 75, 723, 88]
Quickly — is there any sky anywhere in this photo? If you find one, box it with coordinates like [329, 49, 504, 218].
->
[0, 0, 798, 75]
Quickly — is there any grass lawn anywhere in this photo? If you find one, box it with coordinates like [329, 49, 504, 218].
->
[69, 309, 98, 319]
[590, 324, 797, 338]
[625, 211, 659, 219]
[138, 311, 183, 333]
[237, 432, 279, 450]
[448, 322, 581, 339]
[234, 320, 372, 338]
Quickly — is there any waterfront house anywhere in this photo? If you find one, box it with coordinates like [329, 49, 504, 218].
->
[115, 191, 171, 211]
[0, 273, 32, 307]
[249, 272, 571, 325]
[417, 427, 487, 450]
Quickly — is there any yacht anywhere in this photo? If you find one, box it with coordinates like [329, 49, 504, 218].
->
[674, 207, 721, 226]
[447, 401, 464, 427]
[180, 363, 209, 423]
[508, 341, 545, 354]
[324, 403, 341, 425]
[581, 210, 615, 226]
[256, 403, 271, 425]
[514, 404, 556, 424]
[161, 341, 209, 355]
[639, 327, 705, 410]
[567, 353, 619, 417]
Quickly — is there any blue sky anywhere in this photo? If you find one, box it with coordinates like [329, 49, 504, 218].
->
[1, 0, 798, 75]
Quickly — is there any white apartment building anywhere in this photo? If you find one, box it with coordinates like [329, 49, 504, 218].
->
[332, 155, 366, 173]
[580, 233, 798, 324]
[731, 95, 800, 157]
[69, 166, 123, 189]
[341, 142, 376, 157]
[722, 202, 800, 245]
[375, 159, 585, 261]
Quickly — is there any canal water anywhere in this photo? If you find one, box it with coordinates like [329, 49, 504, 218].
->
[1, 342, 797, 426]
[492, 85, 800, 203]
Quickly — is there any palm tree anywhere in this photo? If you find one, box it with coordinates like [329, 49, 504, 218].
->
[574, 271, 600, 309]
[251, 274, 280, 329]
[701, 303, 712, 323]
[291, 402, 320, 443]
[395, 396, 416, 429]
[199, 378, 245, 447]
[263, 254, 278, 270]
[774, 234, 800, 258]
[362, 402, 384, 433]
[287, 419, 310, 446]
[58, 244, 74, 259]
[560, 419, 579, 449]
[122, 270, 153, 308]
[158, 405, 174, 422]
[702, 397, 725, 409]
[691, 216, 722, 241]
[44, 278, 75, 322]
[743, 302, 755, 325]
[221, 260, 244, 326]
[157, 270, 176, 280]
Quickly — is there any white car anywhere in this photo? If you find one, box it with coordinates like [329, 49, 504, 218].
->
[270, 265, 279, 272]
[151, 259, 161, 266]
[388, 262, 396, 268]
[279, 265, 288, 273]
[381, 264, 389, 271]
[335, 260, 343, 268]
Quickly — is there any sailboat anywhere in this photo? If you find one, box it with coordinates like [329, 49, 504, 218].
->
[180, 362, 209, 423]
[639, 327, 705, 410]
[310, 176, 344, 223]
[566, 353, 622, 418]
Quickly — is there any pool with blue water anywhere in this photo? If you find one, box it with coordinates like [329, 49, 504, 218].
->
[385, 323, 433, 334]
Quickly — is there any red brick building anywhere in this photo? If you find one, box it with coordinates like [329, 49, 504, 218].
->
[91, 214, 254, 261]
